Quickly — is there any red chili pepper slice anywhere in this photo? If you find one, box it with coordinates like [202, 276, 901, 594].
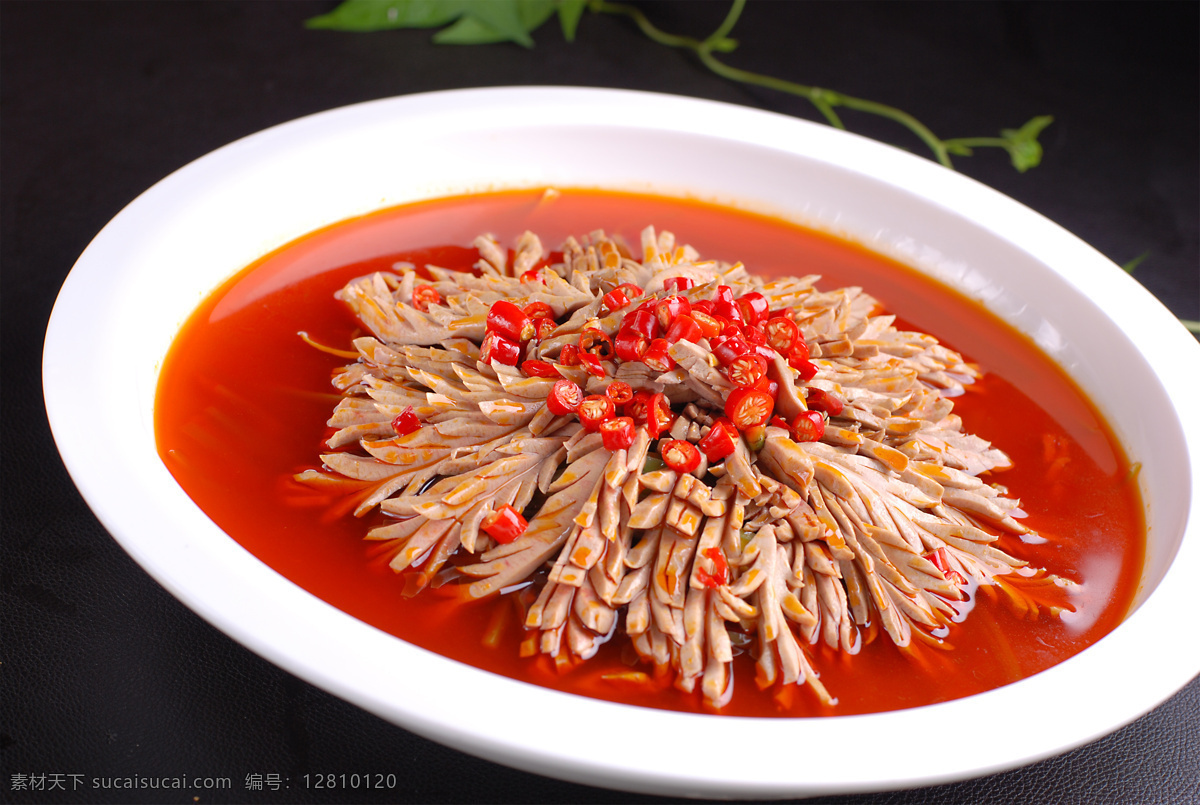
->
[690, 310, 724, 339]
[714, 286, 736, 305]
[482, 504, 528, 544]
[696, 546, 729, 588]
[605, 381, 633, 406]
[481, 331, 521, 365]
[664, 314, 703, 345]
[623, 308, 659, 340]
[742, 325, 766, 347]
[691, 299, 715, 315]
[521, 359, 561, 378]
[725, 386, 775, 429]
[487, 300, 535, 342]
[412, 284, 442, 312]
[390, 406, 421, 436]
[613, 328, 649, 363]
[642, 338, 675, 373]
[626, 391, 652, 424]
[792, 410, 826, 442]
[698, 417, 738, 462]
[579, 352, 607, 378]
[725, 353, 768, 387]
[533, 317, 557, 341]
[578, 327, 613, 358]
[522, 301, 555, 320]
[712, 333, 751, 366]
[791, 356, 819, 381]
[519, 269, 543, 283]
[558, 343, 580, 366]
[659, 439, 700, 473]
[764, 315, 798, 355]
[615, 282, 644, 300]
[579, 395, 615, 431]
[602, 288, 633, 314]
[735, 292, 770, 327]
[655, 295, 692, 331]
[790, 335, 811, 363]
[646, 393, 675, 438]
[546, 378, 582, 415]
[599, 416, 636, 451]
[805, 387, 844, 416]
[663, 276, 695, 292]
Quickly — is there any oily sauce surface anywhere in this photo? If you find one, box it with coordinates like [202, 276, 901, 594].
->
[155, 189, 1144, 716]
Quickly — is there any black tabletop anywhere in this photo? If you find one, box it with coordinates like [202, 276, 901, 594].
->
[3, 2, 1198, 803]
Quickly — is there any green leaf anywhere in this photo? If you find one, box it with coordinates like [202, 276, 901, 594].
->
[1000, 115, 1053, 173]
[1121, 251, 1150, 274]
[556, 0, 587, 41]
[306, 0, 463, 31]
[432, 0, 544, 47]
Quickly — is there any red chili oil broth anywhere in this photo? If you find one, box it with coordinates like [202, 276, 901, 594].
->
[154, 189, 1144, 717]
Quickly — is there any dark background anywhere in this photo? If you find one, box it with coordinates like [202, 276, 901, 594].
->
[3, 2, 1197, 803]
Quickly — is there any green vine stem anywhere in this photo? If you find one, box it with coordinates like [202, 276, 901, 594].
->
[593, 0, 1047, 170]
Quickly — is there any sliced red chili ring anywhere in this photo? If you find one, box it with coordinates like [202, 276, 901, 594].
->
[659, 439, 700, 473]
[533, 317, 557, 341]
[642, 338, 675, 373]
[697, 546, 729, 588]
[579, 395, 615, 431]
[806, 387, 845, 416]
[599, 416, 636, 451]
[605, 381, 633, 406]
[412, 284, 442, 312]
[487, 299, 535, 342]
[725, 353, 768, 387]
[482, 504, 528, 544]
[615, 282, 644, 300]
[725, 386, 775, 429]
[519, 269, 544, 283]
[623, 308, 659, 340]
[663, 276, 695, 292]
[713, 300, 743, 325]
[646, 392, 675, 438]
[743, 325, 766, 347]
[691, 299, 715, 315]
[626, 391, 652, 424]
[481, 331, 521, 365]
[391, 406, 421, 436]
[558, 343, 580, 366]
[664, 314, 703, 345]
[925, 547, 950, 573]
[698, 417, 738, 462]
[655, 295, 692, 330]
[789, 335, 811, 363]
[579, 352, 607, 378]
[522, 301, 555, 320]
[521, 359, 561, 378]
[714, 286, 736, 305]
[578, 327, 613, 358]
[546, 378, 582, 415]
[690, 310, 723, 339]
[712, 333, 751, 366]
[792, 410, 825, 442]
[792, 356, 819, 381]
[602, 288, 633, 313]
[735, 292, 770, 327]
[764, 315, 798, 355]
[613, 328, 649, 363]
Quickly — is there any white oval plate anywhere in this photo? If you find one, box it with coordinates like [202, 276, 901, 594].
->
[43, 87, 1200, 799]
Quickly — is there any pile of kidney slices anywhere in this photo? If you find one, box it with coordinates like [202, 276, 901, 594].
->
[298, 225, 1060, 708]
